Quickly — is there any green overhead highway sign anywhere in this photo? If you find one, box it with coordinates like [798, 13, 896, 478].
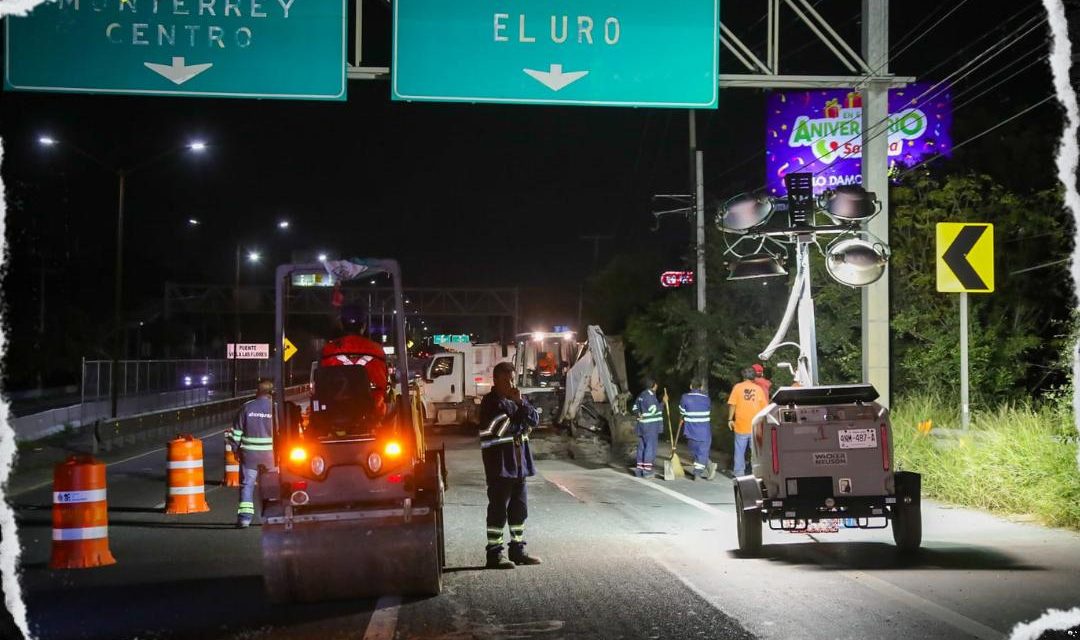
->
[392, 0, 719, 109]
[5, 0, 347, 100]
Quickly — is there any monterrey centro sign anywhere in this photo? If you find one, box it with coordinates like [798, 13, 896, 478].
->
[765, 82, 952, 196]
[5, 0, 347, 100]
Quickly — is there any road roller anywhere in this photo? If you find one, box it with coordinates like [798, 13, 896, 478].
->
[260, 258, 446, 603]
[732, 384, 922, 556]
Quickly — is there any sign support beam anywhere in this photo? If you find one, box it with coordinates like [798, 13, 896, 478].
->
[960, 292, 970, 430]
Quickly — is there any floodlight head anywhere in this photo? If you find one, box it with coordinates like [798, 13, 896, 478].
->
[819, 186, 880, 224]
[717, 193, 774, 233]
[727, 253, 788, 281]
[825, 235, 890, 287]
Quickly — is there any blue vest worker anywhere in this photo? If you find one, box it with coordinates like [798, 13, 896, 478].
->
[679, 382, 716, 480]
[632, 379, 663, 478]
[229, 380, 275, 528]
[478, 362, 541, 569]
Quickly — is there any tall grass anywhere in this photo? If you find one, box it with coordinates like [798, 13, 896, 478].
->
[891, 393, 1080, 530]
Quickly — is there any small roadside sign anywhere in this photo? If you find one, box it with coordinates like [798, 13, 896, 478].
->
[936, 223, 994, 293]
[227, 343, 270, 360]
[282, 336, 298, 362]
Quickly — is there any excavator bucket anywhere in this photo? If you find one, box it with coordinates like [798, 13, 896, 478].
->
[262, 507, 442, 603]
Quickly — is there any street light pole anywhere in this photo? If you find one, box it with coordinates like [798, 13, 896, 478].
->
[233, 241, 241, 397]
[109, 170, 127, 419]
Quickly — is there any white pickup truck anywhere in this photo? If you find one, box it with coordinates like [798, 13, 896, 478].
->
[418, 342, 512, 426]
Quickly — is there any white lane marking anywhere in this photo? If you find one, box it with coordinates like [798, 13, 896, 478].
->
[620, 472, 725, 516]
[842, 570, 1005, 639]
[619, 469, 1006, 640]
[10, 429, 227, 497]
[153, 502, 166, 510]
[363, 595, 401, 640]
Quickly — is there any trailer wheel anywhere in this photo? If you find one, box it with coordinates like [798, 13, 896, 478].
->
[735, 485, 762, 557]
[892, 471, 922, 554]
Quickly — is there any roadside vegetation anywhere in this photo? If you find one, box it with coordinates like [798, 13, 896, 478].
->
[891, 392, 1080, 531]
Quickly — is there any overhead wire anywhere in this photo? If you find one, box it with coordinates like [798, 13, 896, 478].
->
[895, 93, 1057, 180]
[798, 12, 1050, 185]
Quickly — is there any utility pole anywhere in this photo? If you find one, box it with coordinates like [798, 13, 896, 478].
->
[578, 234, 614, 329]
[861, 0, 891, 406]
[689, 111, 707, 390]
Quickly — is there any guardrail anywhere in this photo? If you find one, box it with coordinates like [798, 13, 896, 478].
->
[93, 385, 309, 453]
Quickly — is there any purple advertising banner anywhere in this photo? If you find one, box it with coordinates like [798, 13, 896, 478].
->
[765, 82, 952, 196]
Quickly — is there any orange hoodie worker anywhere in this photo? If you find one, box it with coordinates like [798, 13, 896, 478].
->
[727, 367, 768, 477]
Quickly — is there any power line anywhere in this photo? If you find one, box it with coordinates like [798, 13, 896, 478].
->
[954, 55, 1050, 111]
[799, 13, 1050, 184]
[896, 93, 1057, 179]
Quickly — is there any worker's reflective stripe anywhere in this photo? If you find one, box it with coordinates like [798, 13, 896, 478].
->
[486, 527, 504, 543]
[238, 502, 255, 515]
[693, 462, 706, 469]
[243, 436, 273, 443]
[241, 444, 274, 451]
[509, 524, 525, 542]
[166, 459, 203, 470]
[681, 409, 711, 423]
[639, 415, 663, 424]
[225, 464, 240, 473]
[480, 435, 529, 449]
[335, 355, 374, 366]
[52, 526, 108, 541]
[231, 429, 243, 437]
[168, 485, 205, 496]
[52, 489, 107, 504]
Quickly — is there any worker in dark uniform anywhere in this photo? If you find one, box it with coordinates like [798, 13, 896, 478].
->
[478, 361, 541, 569]
[631, 377, 663, 478]
[679, 380, 717, 480]
[228, 379, 275, 528]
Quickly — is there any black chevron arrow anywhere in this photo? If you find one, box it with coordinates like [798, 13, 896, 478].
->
[942, 225, 988, 290]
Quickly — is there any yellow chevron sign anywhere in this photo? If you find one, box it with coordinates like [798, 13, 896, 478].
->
[282, 336, 298, 362]
[936, 223, 994, 293]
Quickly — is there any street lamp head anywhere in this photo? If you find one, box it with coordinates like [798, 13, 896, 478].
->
[248, 251, 261, 263]
[38, 136, 57, 146]
[278, 220, 290, 230]
[188, 141, 207, 152]
[318, 253, 328, 262]
[188, 218, 200, 226]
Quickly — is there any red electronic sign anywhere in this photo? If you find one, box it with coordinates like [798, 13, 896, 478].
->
[660, 271, 695, 288]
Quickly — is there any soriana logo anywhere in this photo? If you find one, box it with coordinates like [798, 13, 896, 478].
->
[766, 83, 952, 196]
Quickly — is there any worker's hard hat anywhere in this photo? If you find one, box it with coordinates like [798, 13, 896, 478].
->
[752, 363, 764, 374]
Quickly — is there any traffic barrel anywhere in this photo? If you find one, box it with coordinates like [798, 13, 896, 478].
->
[165, 434, 210, 514]
[50, 456, 116, 569]
[224, 444, 240, 487]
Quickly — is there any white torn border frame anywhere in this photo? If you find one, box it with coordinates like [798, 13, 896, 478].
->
[0, 1, 1075, 640]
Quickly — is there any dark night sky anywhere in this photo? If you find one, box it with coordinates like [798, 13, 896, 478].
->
[0, 0, 1070, 375]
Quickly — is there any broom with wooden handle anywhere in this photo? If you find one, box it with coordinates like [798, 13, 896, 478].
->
[662, 388, 685, 481]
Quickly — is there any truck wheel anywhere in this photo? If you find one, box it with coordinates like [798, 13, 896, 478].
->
[735, 486, 762, 557]
[892, 499, 922, 553]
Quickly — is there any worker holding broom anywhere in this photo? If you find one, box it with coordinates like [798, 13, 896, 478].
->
[631, 377, 663, 478]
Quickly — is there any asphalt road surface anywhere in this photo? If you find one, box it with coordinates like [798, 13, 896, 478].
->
[9, 427, 1080, 640]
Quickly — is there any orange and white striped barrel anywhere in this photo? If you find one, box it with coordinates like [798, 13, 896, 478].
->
[224, 444, 240, 487]
[50, 456, 116, 569]
[165, 435, 210, 514]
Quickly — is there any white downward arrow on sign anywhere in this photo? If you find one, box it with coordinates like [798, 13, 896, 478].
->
[144, 57, 213, 85]
[523, 64, 589, 92]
